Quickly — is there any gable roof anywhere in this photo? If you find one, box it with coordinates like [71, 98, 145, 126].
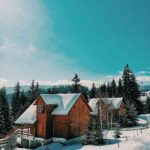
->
[40, 93, 81, 115]
[15, 93, 81, 124]
[15, 102, 36, 124]
[89, 97, 123, 115]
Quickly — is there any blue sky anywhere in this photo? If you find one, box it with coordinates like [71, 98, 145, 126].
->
[0, 0, 150, 87]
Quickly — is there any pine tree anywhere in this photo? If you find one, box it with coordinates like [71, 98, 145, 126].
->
[107, 82, 112, 97]
[90, 83, 96, 98]
[0, 97, 5, 135]
[117, 78, 123, 97]
[35, 82, 40, 97]
[28, 80, 37, 103]
[125, 100, 137, 126]
[145, 97, 150, 113]
[71, 74, 80, 93]
[110, 79, 117, 97]
[114, 124, 121, 138]
[84, 115, 99, 145]
[0, 87, 11, 134]
[122, 64, 143, 114]
[100, 83, 107, 97]
[11, 82, 21, 121]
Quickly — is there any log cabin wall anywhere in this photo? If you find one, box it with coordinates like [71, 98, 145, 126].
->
[35, 96, 56, 138]
[53, 96, 91, 139]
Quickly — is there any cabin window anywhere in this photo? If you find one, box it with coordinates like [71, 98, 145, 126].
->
[37, 105, 45, 113]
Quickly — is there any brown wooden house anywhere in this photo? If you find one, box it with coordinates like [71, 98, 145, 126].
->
[15, 93, 92, 139]
[89, 97, 126, 128]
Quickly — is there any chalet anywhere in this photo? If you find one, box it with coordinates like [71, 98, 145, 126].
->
[89, 97, 126, 128]
[15, 93, 92, 139]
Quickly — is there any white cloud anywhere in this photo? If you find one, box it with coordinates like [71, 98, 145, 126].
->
[136, 75, 150, 84]
[0, 77, 8, 87]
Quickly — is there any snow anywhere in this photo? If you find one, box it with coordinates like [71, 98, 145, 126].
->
[51, 93, 81, 115]
[145, 91, 150, 97]
[88, 98, 99, 115]
[40, 93, 81, 115]
[15, 93, 81, 124]
[89, 97, 123, 115]
[139, 96, 147, 104]
[137, 114, 150, 125]
[35, 126, 150, 150]
[15, 102, 36, 124]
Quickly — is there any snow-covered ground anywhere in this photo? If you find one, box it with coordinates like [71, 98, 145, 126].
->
[34, 126, 150, 150]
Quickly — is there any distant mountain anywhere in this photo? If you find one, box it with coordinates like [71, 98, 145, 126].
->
[6, 85, 52, 94]
[139, 84, 150, 92]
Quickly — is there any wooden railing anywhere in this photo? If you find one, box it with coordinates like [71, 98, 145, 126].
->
[0, 128, 32, 149]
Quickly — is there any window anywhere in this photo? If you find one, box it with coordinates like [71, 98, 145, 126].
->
[37, 105, 45, 113]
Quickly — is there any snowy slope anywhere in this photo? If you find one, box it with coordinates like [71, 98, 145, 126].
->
[35, 127, 150, 150]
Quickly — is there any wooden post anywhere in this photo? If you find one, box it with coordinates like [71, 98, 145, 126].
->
[29, 140, 31, 149]
[118, 139, 120, 148]
[21, 126, 23, 146]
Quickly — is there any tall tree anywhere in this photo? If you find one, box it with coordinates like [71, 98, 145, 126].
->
[35, 82, 40, 97]
[107, 82, 112, 97]
[117, 78, 123, 97]
[11, 82, 21, 121]
[110, 79, 117, 97]
[126, 100, 137, 126]
[145, 97, 150, 113]
[71, 74, 80, 93]
[90, 83, 96, 98]
[122, 64, 143, 114]
[100, 83, 107, 97]
[28, 80, 39, 103]
[0, 97, 5, 135]
[0, 87, 11, 134]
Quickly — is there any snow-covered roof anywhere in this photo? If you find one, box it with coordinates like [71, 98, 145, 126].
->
[15, 93, 81, 124]
[102, 98, 123, 109]
[40, 93, 81, 115]
[88, 98, 99, 115]
[15, 102, 36, 124]
[89, 97, 123, 115]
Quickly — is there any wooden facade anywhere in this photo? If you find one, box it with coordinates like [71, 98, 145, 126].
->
[34, 95, 91, 139]
[94, 99, 126, 128]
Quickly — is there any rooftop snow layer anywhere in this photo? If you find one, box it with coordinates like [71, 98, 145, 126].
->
[88, 98, 100, 115]
[15, 93, 81, 124]
[89, 97, 123, 115]
[15, 102, 36, 124]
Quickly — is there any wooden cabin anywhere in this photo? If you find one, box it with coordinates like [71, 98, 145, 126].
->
[89, 97, 126, 128]
[15, 93, 92, 139]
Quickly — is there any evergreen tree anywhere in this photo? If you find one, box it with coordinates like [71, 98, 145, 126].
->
[110, 79, 117, 97]
[122, 64, 143, 114]
[11, 82, 21, 122]
[114, 124, 121, 138]
[125, 100, 137, 126]
[117, 78, 123, 97]
[80, 86, 89, 102]
[71, 74, 80, 93]
[145, 97, 150, 113]
[28, 80, 38, 103]
[0, 97, 5, 135]
[100, 83, 107, 97]
[107, 82, 112, 97]
[0, 87, 11, 132]
[35, 82, 40, 97]
[90, 83, 96, 98]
